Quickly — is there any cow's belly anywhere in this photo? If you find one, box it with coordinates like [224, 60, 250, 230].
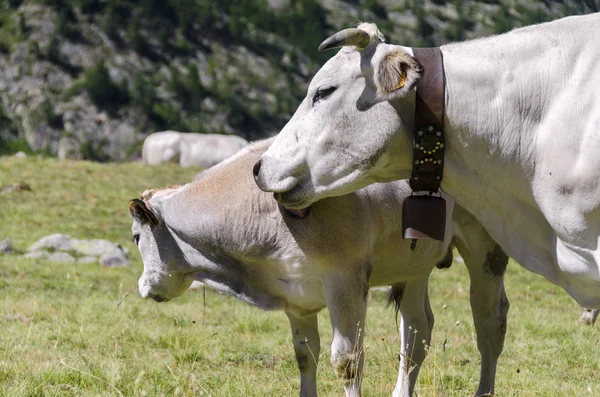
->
[555, 238, 600, 307]
[466, 196, 600, 308]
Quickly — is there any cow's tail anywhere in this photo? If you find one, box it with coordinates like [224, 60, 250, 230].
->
[387, 248, 453, 321]
[387, 284, 404, 323]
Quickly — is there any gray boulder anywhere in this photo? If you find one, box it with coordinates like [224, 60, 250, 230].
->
[47, 252, 76, 263]
[24, 250, 49, 259]
[72, 238, 122, 257]
[0, 238, 13, 254]
[28, 233, 75, 252]
[77, 256, 98, 264]
[25, 234, 129, 266]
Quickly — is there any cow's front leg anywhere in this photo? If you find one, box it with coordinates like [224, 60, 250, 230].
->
[392, 276, 433, 397]
[453, 205, 509, 397]
[286, 312, 320, 397]
[322, 270, 369, 397]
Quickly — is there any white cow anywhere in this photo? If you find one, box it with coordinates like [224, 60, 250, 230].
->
[130, 139, 510, 397]
[254, 15, 600, 311]
[179, 133, 249, 168]
[142, 130, 181, 166]
[142, 131, 248, 168]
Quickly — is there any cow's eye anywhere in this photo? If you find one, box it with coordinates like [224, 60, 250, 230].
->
[312, 86, 337, 104]
[133, 234, 140, 245]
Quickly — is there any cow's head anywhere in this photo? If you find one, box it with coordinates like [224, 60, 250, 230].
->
[253, 23, 422, 209]
[129, 189, 192, 302]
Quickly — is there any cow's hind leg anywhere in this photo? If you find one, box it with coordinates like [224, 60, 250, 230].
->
[286, 312, 320, 397]
[322, 269, 369, 397]
[453, 205, 510, 397]
[390, 275, 433, 397]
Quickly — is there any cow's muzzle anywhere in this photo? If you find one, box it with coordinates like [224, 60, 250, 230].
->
[149, 293, 170, 303]
[253, 158, 300, 194]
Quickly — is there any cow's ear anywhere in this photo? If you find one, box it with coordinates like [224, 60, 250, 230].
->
[129, 198, 159, 227]
[374, 49, 422, 101]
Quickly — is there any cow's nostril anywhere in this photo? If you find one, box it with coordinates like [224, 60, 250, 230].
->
[252, 159, 262, 179]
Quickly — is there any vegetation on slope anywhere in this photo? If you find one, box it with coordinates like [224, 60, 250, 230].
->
[0, 0, 598, 160]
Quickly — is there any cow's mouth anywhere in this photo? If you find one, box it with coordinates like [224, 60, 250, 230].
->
[283, 205, 312, 219]
[273, 191, 313, 219]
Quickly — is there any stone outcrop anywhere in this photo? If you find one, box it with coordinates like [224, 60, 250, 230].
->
[22, 233, 129, 267]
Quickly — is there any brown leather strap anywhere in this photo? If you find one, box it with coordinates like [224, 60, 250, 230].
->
[410, 47, 445, 193]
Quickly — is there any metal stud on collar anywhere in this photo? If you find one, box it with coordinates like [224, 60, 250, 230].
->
[410, 124, 445, 193]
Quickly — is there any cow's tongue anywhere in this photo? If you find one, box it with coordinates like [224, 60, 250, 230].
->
[283, 205, 312, 219]
[287, 208, 308, 217]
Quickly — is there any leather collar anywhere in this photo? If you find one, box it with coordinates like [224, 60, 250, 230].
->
[410, 47, 445, 194]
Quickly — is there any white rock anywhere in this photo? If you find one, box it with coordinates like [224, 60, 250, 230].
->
[73, 239, 122, 257]
[28, 234, 75, 252]
[24, 250, 49, 259]
[77, 256, 97, 264]
[47, 252, 76, 263]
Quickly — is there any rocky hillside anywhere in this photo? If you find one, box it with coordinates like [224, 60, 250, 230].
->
[0, 0, 597, 161]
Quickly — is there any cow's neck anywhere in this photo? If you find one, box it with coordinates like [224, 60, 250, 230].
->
[434, 38, 561, 278]
[438, 40, 545, 213]
[153, 176, 293, 311]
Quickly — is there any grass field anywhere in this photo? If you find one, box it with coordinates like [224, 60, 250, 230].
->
[0, 155, 598, 396]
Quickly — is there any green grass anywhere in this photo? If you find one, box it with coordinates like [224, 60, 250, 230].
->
[1, 155, 599, 396]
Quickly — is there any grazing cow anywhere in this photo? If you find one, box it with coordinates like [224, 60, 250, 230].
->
[142, 131, 248, 168]
[130, 139, 509, 397]
[254, 15, 600, 311]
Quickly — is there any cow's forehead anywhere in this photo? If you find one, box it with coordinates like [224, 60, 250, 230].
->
[309, 49, 361, 90]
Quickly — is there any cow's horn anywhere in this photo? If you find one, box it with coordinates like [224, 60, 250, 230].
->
[318, 28, 371, 52]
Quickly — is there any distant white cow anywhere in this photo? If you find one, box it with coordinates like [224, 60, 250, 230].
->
[130, 139, 510, 397]
[142, 131, 248, 168]
[254, 15, 600, 310]
[179, 133, 248, 168]
[142, 130, 181, 166]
